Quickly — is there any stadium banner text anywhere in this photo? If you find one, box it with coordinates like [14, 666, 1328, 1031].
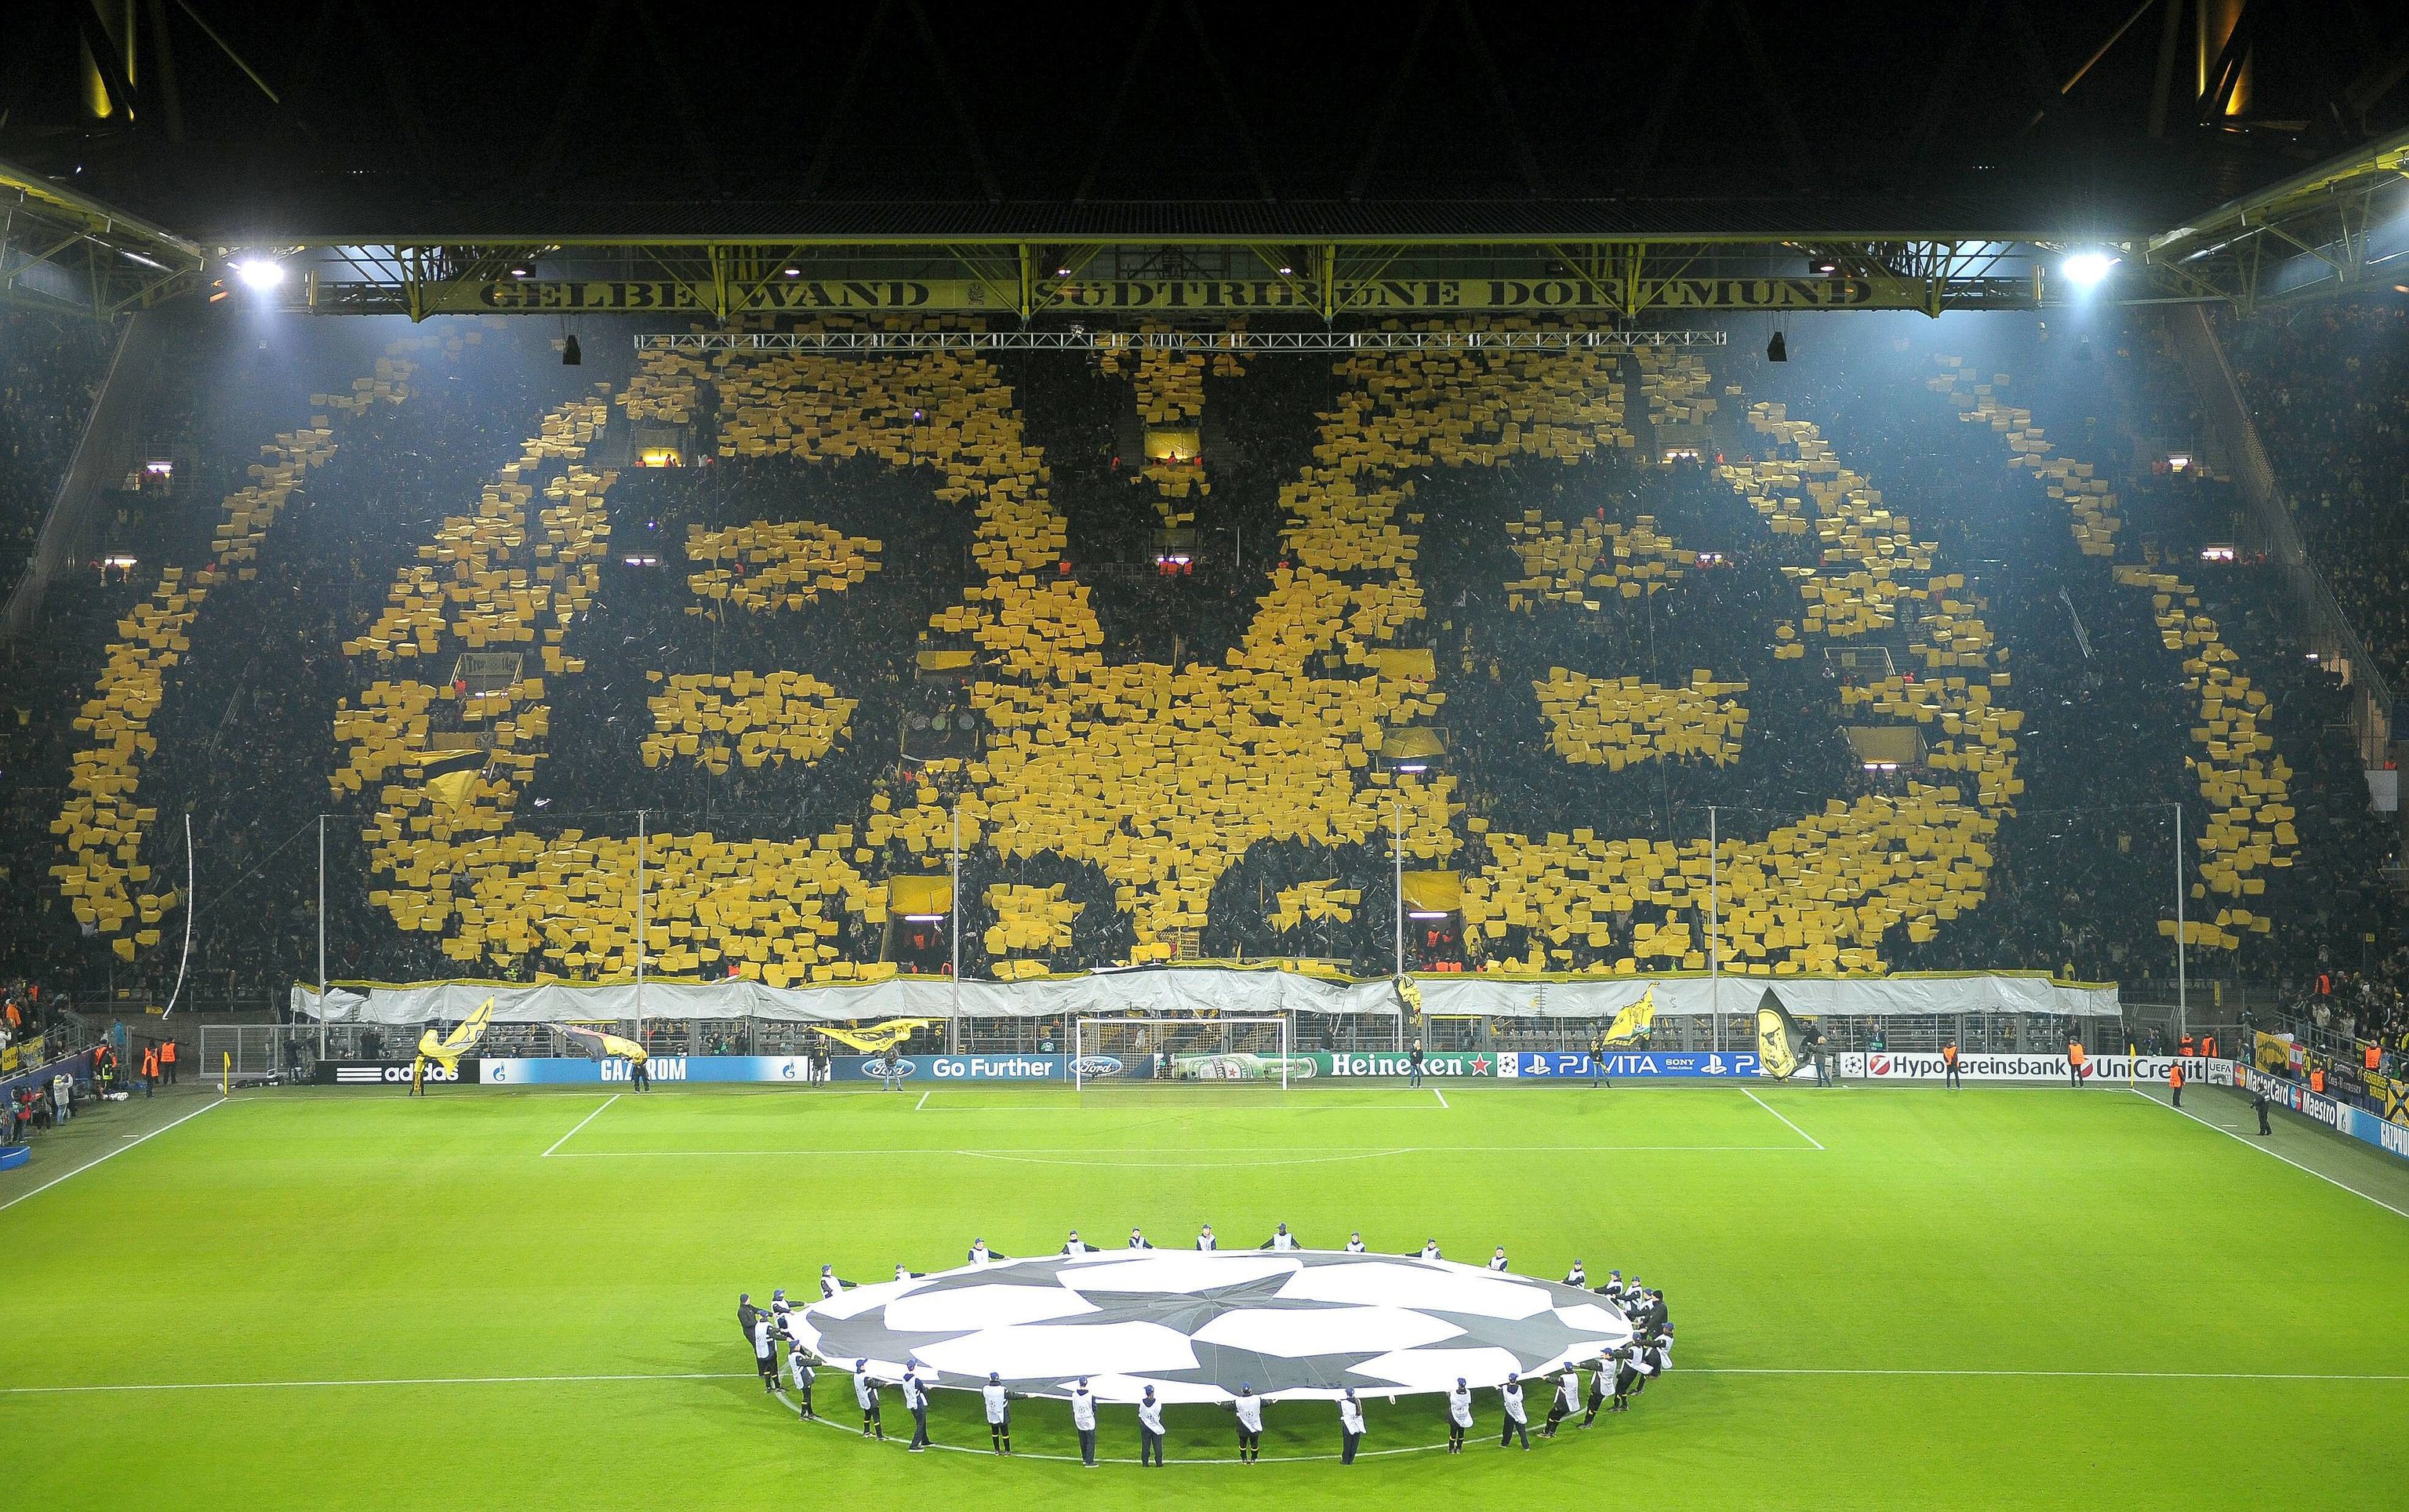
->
[2243, 1066, 2409, 1162]
[1837, 1052, 2237, 1083]
[452, 276, 1906, 316]
[1499, 1050, 1761, 1079]
[0, 1045, 90, 1105]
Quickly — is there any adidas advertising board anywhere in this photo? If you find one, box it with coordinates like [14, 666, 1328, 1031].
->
[314, 1059, 478, 1086]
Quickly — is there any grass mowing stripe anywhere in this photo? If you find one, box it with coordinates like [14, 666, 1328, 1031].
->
[538, 1092, 618, 1157]
[1741, 1088, 1824, 1150]
[2127, 1086, 2409, 1221]
[0, 1096, 223, 1213]
[539, 1144, 1820, 1159]
[2, 1372, 757, 1394]
[15, 1365, 2404, 1398]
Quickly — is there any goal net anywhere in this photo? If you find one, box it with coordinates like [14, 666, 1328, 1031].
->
[1074, 1016, 1296, 1090]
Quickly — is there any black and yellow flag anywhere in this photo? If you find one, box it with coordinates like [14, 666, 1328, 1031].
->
[1756, 989, 1808, 1079]
[1601, 987, 1656, 1049]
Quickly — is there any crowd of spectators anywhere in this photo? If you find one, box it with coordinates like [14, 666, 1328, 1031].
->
[0, 310, 2396, 1003]
[0, 311, 111, 585]
[2221, 296, 2409, 689]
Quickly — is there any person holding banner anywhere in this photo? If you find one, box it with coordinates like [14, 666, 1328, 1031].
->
[1447, 1376, 1474, 1452]
[1137, 1384, 1166, 1466]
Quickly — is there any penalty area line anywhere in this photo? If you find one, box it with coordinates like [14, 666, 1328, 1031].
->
[1433, 1089, 1448, 1110]
[1742, 1088, 1824, 1150]
[0, 1096, 225, 1215]
[2128, 1087, 2409, 1222]
[540, 1093, 620, 1158]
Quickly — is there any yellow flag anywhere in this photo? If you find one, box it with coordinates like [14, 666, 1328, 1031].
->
[426, 768, 478, 810]
[416, 995, 496, 1072]
[809, 1018, 933, 1055]
[1601, 988, 1655, 1047]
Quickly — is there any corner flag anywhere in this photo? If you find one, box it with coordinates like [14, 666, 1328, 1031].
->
[1755, 989, 1808, 1080]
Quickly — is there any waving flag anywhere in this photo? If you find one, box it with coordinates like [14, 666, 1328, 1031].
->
[1755, 989, 1808, 1080]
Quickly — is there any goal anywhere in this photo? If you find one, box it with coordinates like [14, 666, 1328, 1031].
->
[1074, 1016, 1297, 1089]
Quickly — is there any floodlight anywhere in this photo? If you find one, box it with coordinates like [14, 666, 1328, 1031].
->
[2061, 250, 2117, 288]
[234, 258, 285, 290]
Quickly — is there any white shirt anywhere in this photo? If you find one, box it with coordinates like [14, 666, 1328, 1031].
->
[1270, 1230, 1298, 1250]
[1557, 1369, 1579, 1408]
[1488, 1252, 1510, 1271]
[983, 1383, 1009, 1423]
[1419, 1243, 1441, 1260]
[1128, 1234, 1150, 1248]
[902, 1375, 928, 1410]
[1138, 1398, 1165, 1435]
[1448, 1386, 1473, 1426]
[1071, 1390, 1096, 1431]
[969, 1243, 993, 1266]
[1345, 1237, 1366, 1252]
[1565, 1264, 1586, 1286]
[1063, 1238, 1093, 1255]
[753, 1318, 774, 1356]
[820, 1274, 841, 1299]
[1653, 1338, 1673, 1372]
[789, 1353, 813, 1388]
[895, 1265, 914, 1281]
[1502, 1382, 1526, 1423]
[1339, 1398, 1364, 1435]
[1234, 1395, 1263, 1433]
[1197, 1232, 1217, 1250]
[852, 1372, 877, 1408]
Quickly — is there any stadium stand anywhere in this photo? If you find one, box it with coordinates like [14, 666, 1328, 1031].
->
[2221, 298, 2409, 692]
[0, 311, 110, 587]
[0, 311, 2396, 1008]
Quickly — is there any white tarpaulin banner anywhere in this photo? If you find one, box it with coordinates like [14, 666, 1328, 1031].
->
[292, 969, 2117, 1027]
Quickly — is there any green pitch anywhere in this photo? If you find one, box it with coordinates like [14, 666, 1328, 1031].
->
[2, 1079, 2406, 1509]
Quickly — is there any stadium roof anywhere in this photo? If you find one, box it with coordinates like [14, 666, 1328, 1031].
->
[185, 191, 2164, 249]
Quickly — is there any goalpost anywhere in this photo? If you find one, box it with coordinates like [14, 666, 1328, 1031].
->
[1074, 1016, 1296, 1090]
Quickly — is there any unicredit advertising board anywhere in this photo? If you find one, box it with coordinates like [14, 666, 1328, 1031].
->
[1837, 1052, 2236, 1083]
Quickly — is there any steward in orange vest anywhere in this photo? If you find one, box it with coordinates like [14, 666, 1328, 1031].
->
[2168, 1060, 2186, 1108]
